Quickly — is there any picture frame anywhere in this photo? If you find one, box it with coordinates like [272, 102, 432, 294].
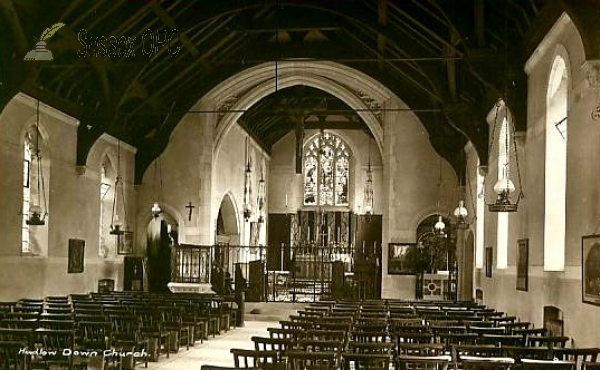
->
[118, 231, 134, 255]
[582, 234, 600, 306]
[388, 243, 415, 274]
[67, 239, 85, 274]
[516, 239, 529, 291]
[485, 246, 493, 278]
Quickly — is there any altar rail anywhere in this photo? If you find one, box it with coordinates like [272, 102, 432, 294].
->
[170, 243, 362, 302]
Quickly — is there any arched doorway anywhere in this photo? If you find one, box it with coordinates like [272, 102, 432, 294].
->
[146, 212, 178, 293]
[212, 194, 240, 295]
[216, 193, 239, 246]
[415, 215, 456, 300]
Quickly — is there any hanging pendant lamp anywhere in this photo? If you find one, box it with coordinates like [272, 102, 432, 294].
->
[26, 99, 48, 226]
[110, 140, 126, 235]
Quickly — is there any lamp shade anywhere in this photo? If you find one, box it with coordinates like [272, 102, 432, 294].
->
[493, 177, 515, 195]
[151, 202, 162, 218]
[434, 216, 446, 232]
[453, 200, 468, 218]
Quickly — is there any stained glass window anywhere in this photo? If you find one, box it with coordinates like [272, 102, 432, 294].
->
[304, 132, 350, 206]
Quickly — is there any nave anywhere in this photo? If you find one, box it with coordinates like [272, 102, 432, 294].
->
[145, 321, 273, 370]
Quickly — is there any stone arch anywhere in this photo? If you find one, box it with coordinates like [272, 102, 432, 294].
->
[201, 61, 408, 159]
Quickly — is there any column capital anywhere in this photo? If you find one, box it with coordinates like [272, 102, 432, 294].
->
[583, 60, 600, 89]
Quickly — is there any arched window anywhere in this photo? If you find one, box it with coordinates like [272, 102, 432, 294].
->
[496, 116, 509, 269]
[303, 131, 350, 206]
[544, 55, 568, 271]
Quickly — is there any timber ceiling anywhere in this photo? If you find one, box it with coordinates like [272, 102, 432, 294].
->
[1, 0, 598, 183]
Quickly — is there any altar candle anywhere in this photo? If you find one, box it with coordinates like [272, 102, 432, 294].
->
[285, 193, 288, 208]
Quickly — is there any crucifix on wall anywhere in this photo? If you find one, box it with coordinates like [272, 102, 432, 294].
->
[185, 202, 195, 221]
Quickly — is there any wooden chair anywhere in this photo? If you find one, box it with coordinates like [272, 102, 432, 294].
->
[396, 354, 451, 370]
[287, 350, 341, 370]
[393, 331, 434, 345]
[478, 334, 524, 347]
[502, 345, 552, 363]
[460, 355, 515, 370]
[554, 348, 600, 369]
[231, 348, 262, 369]
[297, 339, 345, 353]
[252, 336, 292, 362]
[351, 330, 389, 343]
[0, 340, 29, 370]
[30, 328, 75, 370]
[514, 328, 547, 346]
[397, 343, 445, 356]
[437, 333, 478, 348]
[520, 358, 575, 370]
[304, 329, 347, 343]
[499, 321, 531, 334]
[528, 336, 570, 350]
[452, 344, 503, 368]
[161, 306, 192, 351]
[135, 308, 171, 361]
[343, 352, 391, 370]
[348, 341, 393, 355]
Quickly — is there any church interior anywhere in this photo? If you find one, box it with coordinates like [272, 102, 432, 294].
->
[1, 0, 600, 369]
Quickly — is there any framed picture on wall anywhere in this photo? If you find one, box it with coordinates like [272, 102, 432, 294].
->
[485, 247, 493, 278]
[388, 243, 415, 274]
[516, 239, 529, 291]
[118, 232, 134, 255]
[68, 239, 85, 274]
[582, 234, 600, 306]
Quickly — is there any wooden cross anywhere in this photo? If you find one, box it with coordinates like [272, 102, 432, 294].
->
[185, 202, 195, 221]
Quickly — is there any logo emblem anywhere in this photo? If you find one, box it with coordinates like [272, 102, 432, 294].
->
[24, 23, 65, 61]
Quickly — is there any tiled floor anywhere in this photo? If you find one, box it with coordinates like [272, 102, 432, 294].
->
[143, 320, 277, 370]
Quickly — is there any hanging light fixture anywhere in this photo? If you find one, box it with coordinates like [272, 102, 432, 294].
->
[453, 151, 469, 229]
[363, 137, 374, 221]
[454, 200, 469, 229]
[243, 137, 252, 222]
[26, 99, 48, 226]
[487, 99, 523, 212]
[434, 159, 446, 235]
[151, 157, 163, 218]
[257, 166, 266, 223]
[150, 101, 174, 218]
[434, 215, 446, 234]
[110, 140, 126, 236]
